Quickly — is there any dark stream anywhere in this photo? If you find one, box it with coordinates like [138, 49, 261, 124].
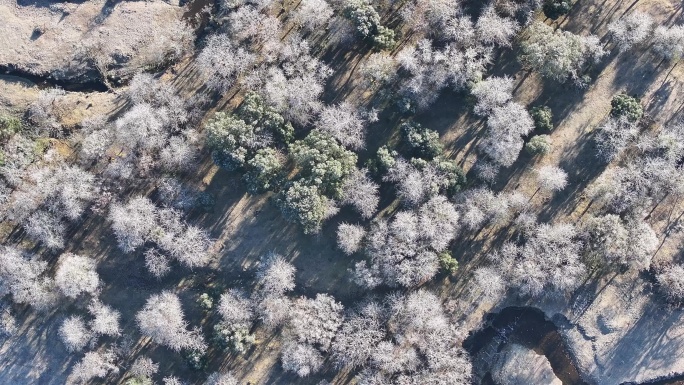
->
[464, 306, 587, 385]
[464, 307, 684, 385]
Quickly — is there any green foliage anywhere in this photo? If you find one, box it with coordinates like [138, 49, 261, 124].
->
[124, 379, 150, 385]
[376, 145, 398, 171]
[531, 106, 554, 131]
[611, 94, 643, 122]
[345, 0, 381, 38]
[278, 181, 328, 234]
[435, 158, 466, 196]
[0, 114, 22, 141]
[205, 113, 256, 170]
[214, 323, 256, 354]
[542, 0, 574, 20]
[373, 26, 396, 50]
[244, 148, 285, 194]
[519, 22, 605, 83]
[344, 0, 395, 51]
[289, 130, 357, 198]
[401, 121, 443, 160]
[438, 251, 459, 274]
[237, 92, 294, 143]
[183, 350, 207, 371]
[124, 377, 153, 385]
[525, 135, 553, 155]
[198, 293, 213, 310]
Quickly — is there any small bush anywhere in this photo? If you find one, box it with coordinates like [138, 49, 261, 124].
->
[530, 106, 553, 131]
[525, 135, 553, 155]
[543, 0, 574, 20]
[611, 94, 643, 122]
[401, 121, 443, 159]
[438, 251, 459, 274]
[0, 114, 22, 141]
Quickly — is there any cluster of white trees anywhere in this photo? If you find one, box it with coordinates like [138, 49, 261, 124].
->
[349, 195, 460, 288]
[109, 196, 213, 275]
[473, 76, 535, 168]
[609, 11, 684, 61]
[476, 222, 586, 297]
[332, 290, 472, 384]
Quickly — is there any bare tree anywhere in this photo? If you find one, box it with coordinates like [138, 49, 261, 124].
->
[657, 264, 684, 301]
[0, 246, 56, 309]
[535, 165, 568, 193]
[476, 7, 519, 47]
[341, 169, 380, 218]
[292, 0, 334, 31]
[197, 34, 257, 93]
[59, 316, 92, 352]
[608, 11, 654, 52]
[255, 253, 296, 298]
[204, 372, 239, 385]
[337, 223, 366, 255]
[281, 341, 324, 377]
[55, 253, 99, 299]
[69, 350, 118, 384]
[88, 300, 121, 337]
[471, 76, 514, 116]
[316, 103, 366, 150]
[136, 292, 206, 352]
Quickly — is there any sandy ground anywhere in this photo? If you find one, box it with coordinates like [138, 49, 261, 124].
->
[0, 0, 193, 82]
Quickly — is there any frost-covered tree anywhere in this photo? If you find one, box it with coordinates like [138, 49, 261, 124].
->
[88, 300, 121, 337]
[355, 196, 459, 287]
[255, 253, 296, 298]
[652, 25, 684, 61]
[130, 356, 159, 380]
[479, 102, 535, 167]
[0, 246, 56, 309]
[59, 316, 92, 352]
[316, 103, 366, 150]
[487, 223, 586, 296]
[657, 264, 684, 302]
[581, 214, 657, 270]
[341, 290, 472, 384]
[136, 292, 206, 352]
[55, 253, 99, 298]
[535, 165, 568, 193]
[289, 294, 344, 350]
[281, 341, 324, 377]
[594, 115, 639, 163]
[197, 34, 256, 93]
[608, 12, 654, 52]
[109, 197, 158, 253]
[204, 372, 238, 385]
[456, 188, 512, 230]
[520, 21, 606, 83]
[69, 350, 118, 384]
[337, 223, 366, 255]
[331, 301, 386, 369]
[471, 76, 514, 116]
[292, 0, 333, 31]
[341, 169, 379, 219]
[476, 7, 519, 47]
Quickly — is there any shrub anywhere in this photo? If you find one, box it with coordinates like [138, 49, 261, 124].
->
[401, 121, 443, 159]
[530, 106, 553, 131]
[0, 114, 22, 141]
[278, 182, 329, 234]
[525, 135, 553, 155]
[289, 130, 358, 198]
[438, 251, 459, 274]
[610, 94, 643, 122]
[542, 0, 573, 20]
